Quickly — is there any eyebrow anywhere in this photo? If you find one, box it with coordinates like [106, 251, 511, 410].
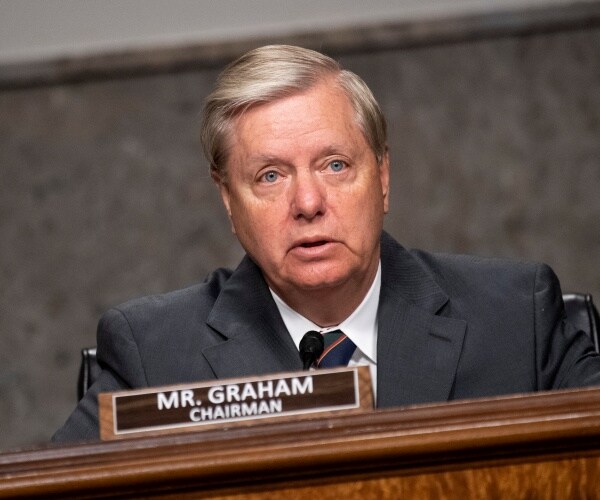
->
[319, 145, 349, 157]
[247, 145, 351, 165]
[247, 154, 284, 164]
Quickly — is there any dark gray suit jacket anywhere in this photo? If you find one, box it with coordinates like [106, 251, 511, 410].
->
[52, 232, 600, 442]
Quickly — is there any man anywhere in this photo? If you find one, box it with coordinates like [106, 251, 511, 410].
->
[53, 45, 600, 442]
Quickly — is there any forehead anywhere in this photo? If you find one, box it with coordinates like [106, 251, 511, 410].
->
[226, 81, 366, 161]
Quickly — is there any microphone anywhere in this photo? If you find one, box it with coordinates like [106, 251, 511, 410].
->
[299, 331, 324, 370]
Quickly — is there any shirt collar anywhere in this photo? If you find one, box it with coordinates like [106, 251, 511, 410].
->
[270, 261, 380, 363]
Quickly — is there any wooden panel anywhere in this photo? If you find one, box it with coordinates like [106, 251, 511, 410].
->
[201, 456, 600, 499]
[2, 386, 600, 498]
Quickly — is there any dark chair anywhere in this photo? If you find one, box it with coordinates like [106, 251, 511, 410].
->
[563, 293, 600, 353]
[76, 293, 600, 400]
[77, 347, 100, 400]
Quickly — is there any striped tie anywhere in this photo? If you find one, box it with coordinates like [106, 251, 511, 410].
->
[317, 330, 356, 368]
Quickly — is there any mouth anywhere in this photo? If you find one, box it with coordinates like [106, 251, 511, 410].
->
[289, 238, 336, 257]
[298, 240, 329, 248]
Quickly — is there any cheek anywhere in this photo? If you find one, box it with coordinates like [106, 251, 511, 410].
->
[342, 176, 385, 216]
[229, 197, 286, 245]
[342, 179, 386, 240]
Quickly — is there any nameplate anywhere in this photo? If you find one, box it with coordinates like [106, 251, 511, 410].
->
[98, 366, 373, 440]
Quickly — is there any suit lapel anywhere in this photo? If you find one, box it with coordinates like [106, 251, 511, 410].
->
[377, 233, 466, 407]
[203, 256, 302, 379]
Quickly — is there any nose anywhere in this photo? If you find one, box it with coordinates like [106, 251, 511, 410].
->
[291, 171, 325, 220]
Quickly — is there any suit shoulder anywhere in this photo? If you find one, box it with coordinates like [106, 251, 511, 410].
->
[409, 248, 537, 273]
[408, 248, 542, 297]
[105, 267, 234, 324]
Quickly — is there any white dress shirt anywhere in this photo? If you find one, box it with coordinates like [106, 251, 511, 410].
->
[270, 262, 380, 394]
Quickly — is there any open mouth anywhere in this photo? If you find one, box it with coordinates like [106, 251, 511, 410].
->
[300, 240, 328, 248]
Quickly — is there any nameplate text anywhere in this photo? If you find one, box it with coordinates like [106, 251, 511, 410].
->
[99, 366, 372, 439]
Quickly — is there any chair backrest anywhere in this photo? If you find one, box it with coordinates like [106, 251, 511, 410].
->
[77, 347, 100, 401]
[76, 293, 600, 400]
[562, 293, 600, 353]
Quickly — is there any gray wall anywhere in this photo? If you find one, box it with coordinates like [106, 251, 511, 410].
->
[1, 24, 599, 450]
[0, 0, 574, 64]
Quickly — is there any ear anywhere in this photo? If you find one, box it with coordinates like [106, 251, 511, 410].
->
[379, 147, 390, 214]
[211, 171, 236, 234]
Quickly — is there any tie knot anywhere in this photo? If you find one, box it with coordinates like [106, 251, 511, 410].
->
[317, 330, 356, 368]
[322, 329, 345, 347]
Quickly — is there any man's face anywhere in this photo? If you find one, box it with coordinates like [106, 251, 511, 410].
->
[217, 78, 389, 302]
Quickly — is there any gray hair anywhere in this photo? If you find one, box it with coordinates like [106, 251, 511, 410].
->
[201, 45, 387, 180]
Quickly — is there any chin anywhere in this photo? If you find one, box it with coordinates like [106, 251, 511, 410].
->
[289, 271, 354, 292]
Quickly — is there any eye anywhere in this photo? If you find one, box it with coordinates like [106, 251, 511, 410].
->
[261, 170, 279, 183]
[328, 160, 346, 172]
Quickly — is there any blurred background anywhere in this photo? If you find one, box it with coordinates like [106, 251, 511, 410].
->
[1, 0, 599, 451]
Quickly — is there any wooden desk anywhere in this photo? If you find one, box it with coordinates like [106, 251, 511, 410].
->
[2, 387, 600, 498]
